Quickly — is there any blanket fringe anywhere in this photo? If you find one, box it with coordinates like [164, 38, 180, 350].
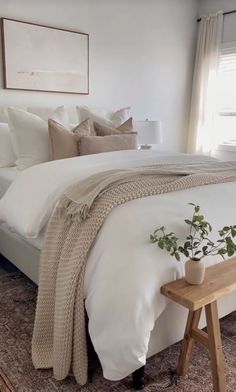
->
[58, 197, 90, 223]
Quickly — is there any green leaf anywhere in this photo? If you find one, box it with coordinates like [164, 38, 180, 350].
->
[184, 241, 191, 249]
[227, 248, 235, 257]
[187, 235, 193, 240]
[226, 237, 233, 245]
[175, 253, 180, 261]
[232, 229, 236, 238]
[194, 250, 201, 256]
[196, 215, 204, 222]
[184, 250, 189, 257]
[185, 219, 192, 225]
[158, 240, 164, 250]
[218, 249, 227, 255]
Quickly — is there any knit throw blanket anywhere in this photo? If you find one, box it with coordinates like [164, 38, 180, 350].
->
[32, 160, 236, 385]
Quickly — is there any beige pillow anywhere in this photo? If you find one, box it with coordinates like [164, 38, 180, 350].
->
[48, 118, 91, 160]
[94, 117, 134, 136]
[79, 133, 138, 155]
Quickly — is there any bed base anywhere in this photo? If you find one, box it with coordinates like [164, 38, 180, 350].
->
[132, 366, 145, 390]
[0, 225, 40, 284]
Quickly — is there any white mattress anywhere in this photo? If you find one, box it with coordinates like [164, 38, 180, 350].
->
[0, 167, 18, 198]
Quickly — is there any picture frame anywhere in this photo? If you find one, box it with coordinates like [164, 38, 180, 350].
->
[1, 18, 89, 94]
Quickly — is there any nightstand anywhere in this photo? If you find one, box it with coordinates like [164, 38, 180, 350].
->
[211, 144, 236, 161]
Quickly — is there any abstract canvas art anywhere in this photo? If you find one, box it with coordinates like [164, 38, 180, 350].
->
[1, 18, 89, 94]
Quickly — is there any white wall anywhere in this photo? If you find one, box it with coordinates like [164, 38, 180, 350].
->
[0, 0, 199, 151]
[199, 0, 236, 43]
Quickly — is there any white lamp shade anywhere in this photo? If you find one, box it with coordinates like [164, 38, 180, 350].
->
[134, 120, 163, 145]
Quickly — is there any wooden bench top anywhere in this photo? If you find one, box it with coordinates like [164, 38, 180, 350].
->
[161, 258, 236, 311]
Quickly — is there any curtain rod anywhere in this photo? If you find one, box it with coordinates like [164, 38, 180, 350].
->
[197, 9, 236, 22]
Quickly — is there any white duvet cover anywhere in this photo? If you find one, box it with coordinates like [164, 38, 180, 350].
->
[0, 150, 236, 380]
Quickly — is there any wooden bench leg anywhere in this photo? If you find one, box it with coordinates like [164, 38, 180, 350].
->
[205, 302, 226, 392]
[177, 308, 202, 376]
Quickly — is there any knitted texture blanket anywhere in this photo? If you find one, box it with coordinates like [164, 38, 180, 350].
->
[32, 160, 236, 385]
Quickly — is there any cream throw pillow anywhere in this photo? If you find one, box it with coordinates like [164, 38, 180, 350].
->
[27, 107, 70, 124]
[7, 106, 69, 170]
[48, 119, 91, 160]
[77, 106, 131, 131]
[94, 117, 134, 136]
[79, 134, 138, 155]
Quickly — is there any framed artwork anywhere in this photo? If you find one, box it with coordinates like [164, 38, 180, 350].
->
[1, 18, 89, 94]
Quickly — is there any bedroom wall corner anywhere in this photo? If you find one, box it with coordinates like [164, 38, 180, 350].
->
[0, 0, 199, 152]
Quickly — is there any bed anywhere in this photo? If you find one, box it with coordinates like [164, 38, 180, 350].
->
[0, 148, 236, 384]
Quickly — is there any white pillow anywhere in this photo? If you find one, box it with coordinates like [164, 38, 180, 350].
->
[0, 123, 17, 167]
[7, 106, 69, 170]
[27, 107, 70, 124]
[77, 106, 131, 131]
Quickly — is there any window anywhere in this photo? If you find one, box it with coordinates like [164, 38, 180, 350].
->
[216, 43, 236, 145]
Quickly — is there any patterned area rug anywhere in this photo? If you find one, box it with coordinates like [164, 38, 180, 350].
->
[0, 256, 236, 392]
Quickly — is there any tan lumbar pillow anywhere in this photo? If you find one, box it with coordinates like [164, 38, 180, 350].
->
[94, 117, 134, 136]
[79, 133, 138, 155]
[48, 118, 91, 160]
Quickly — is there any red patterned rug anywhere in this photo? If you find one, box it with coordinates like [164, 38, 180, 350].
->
[0, 257, 235, 392]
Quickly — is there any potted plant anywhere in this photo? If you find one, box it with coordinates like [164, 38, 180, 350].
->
[150, 203, 236, 285]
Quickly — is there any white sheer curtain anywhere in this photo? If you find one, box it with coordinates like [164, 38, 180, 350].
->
[187, 11, 223, 154]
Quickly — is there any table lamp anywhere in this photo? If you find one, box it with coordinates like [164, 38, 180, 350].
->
[134, 120, 162, 149]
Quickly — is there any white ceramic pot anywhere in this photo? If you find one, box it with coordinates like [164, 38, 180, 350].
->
[185, 258, 205, 285]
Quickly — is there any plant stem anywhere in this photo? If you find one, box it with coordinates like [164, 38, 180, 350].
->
[190, 210, 196, 259]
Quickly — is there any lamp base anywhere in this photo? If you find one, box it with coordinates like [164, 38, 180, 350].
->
[139, 144, 152, 150]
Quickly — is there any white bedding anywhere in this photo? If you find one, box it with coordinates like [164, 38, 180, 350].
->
[0, 150, 236, 380]
[0, 167, 18, 198]
[0, 149, 186, 238]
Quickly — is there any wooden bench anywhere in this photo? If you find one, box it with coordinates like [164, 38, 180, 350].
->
[161, 258, 236, 392]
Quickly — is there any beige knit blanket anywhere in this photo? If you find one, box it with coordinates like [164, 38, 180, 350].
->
[32, 160, 236, 385]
